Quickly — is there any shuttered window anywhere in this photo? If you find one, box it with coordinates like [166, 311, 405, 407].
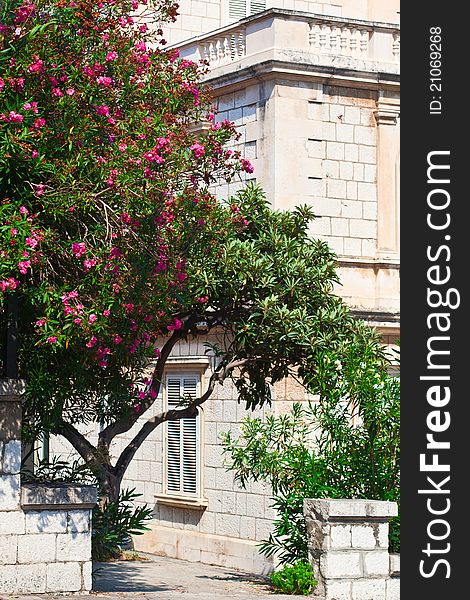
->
[228, 0, 266, 21]
[165, 374, 201, 497]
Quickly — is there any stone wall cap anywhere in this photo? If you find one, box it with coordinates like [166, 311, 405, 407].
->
[21, 483, 97, 510]
[0, 378, 26, 397]
[304, 498, 398, 520]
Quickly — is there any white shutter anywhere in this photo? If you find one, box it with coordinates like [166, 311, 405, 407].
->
[229, 0, 247, 20]
[229, 0, 265, 20]
[249, 0, 266, 16]
[165, 375, 200, 496]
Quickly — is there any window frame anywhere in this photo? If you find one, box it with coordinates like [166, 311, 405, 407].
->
[162, 371, 204, 501]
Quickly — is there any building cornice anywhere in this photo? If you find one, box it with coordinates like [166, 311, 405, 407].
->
[203, 59, 399, 97]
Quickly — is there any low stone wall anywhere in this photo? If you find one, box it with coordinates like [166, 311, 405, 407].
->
[304, 498, 399, 600]
[0, 379, 97, 594]
[134, 522, 275, 575]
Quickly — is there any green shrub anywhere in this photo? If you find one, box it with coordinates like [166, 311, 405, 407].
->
[21, 456, 96, 484]
[222, 339, 400, 564]
[92, 488, 153, 561]
[270, 561, 316, 595]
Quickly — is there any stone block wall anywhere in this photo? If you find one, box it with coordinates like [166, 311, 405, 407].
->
[163, 0, 222, 46]
[210, 80, 383, 259]
[208, 77, 399, 315]
[304, 498, 400, 600]
[307, 86, 379, 259]
[0, 379, 96, 594]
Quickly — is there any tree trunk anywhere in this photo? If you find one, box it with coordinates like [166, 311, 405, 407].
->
[98, 468, 123, 506]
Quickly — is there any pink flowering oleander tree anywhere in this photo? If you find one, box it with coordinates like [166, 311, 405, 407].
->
[1, 0, 389, 503]
[0, 0, 254, 498]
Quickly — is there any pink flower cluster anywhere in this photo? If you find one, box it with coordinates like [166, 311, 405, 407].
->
[86, 335, 97, 348]
[28, 55, 44, 74]
[9, 78, 25, 92]
[95, 104, 110, 117]
[0, 278, 19, 292]
[83, 258, 98, 271]
[241, 159, 254, 173]
[61, 291, 85, 320]
[33, 184, 45, 197]
[97, 76, 113, 86]
[190, 143, 205, 158]
[96, 346, 111, 367]
[23, 101, 39, 113]
[1, 111, 24, 123]
[72, 242, 87, 257]
[107, 169, 118, 187]
[182, 83, 200, 107]
[143, 150, 164, 164]
[14, 1, 36, 24]
[32, 117, 46, 129]
[18, 260, 31, 274]
[167, 318, 183, 332]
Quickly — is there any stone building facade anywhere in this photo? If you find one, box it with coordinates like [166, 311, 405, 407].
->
[173, 4, 400, 334]
[49, 0, 400, 576]
[164, 0, 400, 47]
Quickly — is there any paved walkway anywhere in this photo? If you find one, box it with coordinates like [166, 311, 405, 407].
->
[0, 554, 306, 599]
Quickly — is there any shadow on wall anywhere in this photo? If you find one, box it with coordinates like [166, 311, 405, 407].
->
[152, 502, 205, 528]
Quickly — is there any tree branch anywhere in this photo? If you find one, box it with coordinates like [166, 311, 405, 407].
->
[98, 327, 185, 447]
[114, 357, 250, 479]
[57, 420, 103, 466]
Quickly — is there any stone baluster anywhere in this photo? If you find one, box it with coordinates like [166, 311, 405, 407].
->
[228, 34, 234, 60]
[237, 30, 245, 57]
[392, 33, 400, 61]
[200, 43, 209, 63]
[309, 22, 320, 48]
[216, 38, 224, 64]
[209, 41, 217, 63]
[349, 28, 358, 56]
[319, 24, 329, 53]
[222, 36, 230, 63]
[329, 26, 340, 53]
[340, 26, 350, 55]
[360, 29, 369, 56]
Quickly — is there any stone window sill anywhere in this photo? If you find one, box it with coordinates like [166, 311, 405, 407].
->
[154, 493, 208, 510]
